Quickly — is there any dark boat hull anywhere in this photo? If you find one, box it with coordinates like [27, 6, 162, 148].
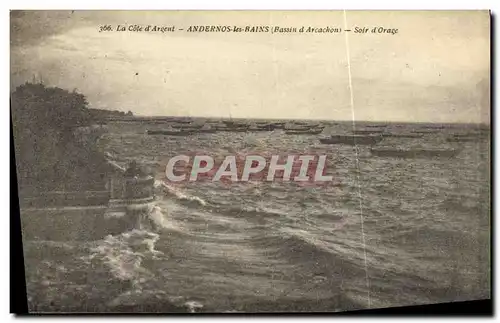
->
[285, 129, 324, 135]
[170, 125, 204, 130]
[370, 148, 460, 158]
[248, 128, 272, 132]
[353, 130, 385, 135]
[248, 124, 278, 131]
[319, 135, 382, 145]
[412, 130, 440, 134]
[382, 133, 424, 139]
[196, 129, 217, 133]
[222, 121, 247, 127]
[256, 125, 278, 131]
[446, 137, 479, 143]
[147, 130, 193, 136]
[215, 127, 249, 132]
[422, 126, 445, 129]
[448, 133, 489, 142]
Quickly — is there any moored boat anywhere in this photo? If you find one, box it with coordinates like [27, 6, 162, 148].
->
[222, 120, 248, 127]
[173, 119, 193, 124]
[215, 124, 250, 132]
[146, 129, 193, 136]
[451, 132, 489, 138]
[453, 133, 480, 137]
[285, 128, 324, 135]
[255, 120, 274, 126]
[412, 129, 440, 134]
[353, 129, 386, 135]
[270, 122, 285, 128]
[170, 123, 204, 130]
[248, 124, 278, 131]
[319, 135, 383, 145]
[381, 133, 424, 139]
[446, 136, 484, 143]
[370, 147, 460, 158]
[422, 125, 445, 129]
[196, 127, 217, 133]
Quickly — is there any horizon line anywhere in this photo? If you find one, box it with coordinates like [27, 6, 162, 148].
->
[108, 114, 491, 125]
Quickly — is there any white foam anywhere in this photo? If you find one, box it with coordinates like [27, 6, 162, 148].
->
[184, 301, 204, 313]
[87, 229, 163, 282]
[147, 205, 170, 230]
[158, 181, 207, 206]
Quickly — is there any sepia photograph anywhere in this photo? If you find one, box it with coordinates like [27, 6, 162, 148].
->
[10, 10, 490, 313]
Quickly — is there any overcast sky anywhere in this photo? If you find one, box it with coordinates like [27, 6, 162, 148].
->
[10, 10, 490, 123]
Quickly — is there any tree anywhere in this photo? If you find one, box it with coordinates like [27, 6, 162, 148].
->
[11, 83, 93, 131]
[11, 82, 105, 191]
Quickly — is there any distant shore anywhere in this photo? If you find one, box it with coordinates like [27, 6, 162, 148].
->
[102, 115, 491, 128]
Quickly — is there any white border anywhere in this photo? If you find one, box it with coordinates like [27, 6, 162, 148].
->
[4, 1, 498, 322]
[3, 1, 500, 10]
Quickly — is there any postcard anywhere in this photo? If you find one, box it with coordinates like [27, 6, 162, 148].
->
[10, 10, 491, 313]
